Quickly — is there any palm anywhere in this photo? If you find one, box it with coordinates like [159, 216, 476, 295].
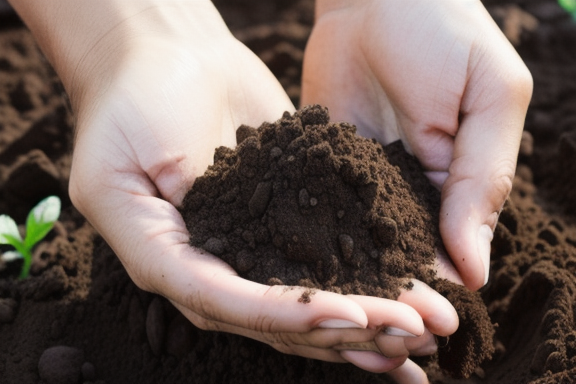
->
[69, 35, 294, 290]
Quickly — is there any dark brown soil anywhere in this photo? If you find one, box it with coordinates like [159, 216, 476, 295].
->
[180, 105, 494, 378]
[1, 0, 576, 383]
[182, 106, 441, 299]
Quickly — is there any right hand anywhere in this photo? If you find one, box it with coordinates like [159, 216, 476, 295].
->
[302, 0, 533, 291]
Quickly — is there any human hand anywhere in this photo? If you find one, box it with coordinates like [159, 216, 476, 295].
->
[302, 0, 533, 291]
[9, 0, 457, 379]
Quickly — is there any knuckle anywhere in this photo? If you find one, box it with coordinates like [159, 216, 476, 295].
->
[184, 291, 221, 326]
[250, 313, 275, 334]
[68, 159, 105, 216]
[264, 332, 298, 355]
[500, 63, 534, 108]
[489, 160, 515, 202]
[191, 316, 222, 332]
[443, 155, 515, 213]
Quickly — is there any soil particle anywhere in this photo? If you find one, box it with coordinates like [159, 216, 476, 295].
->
[298, 288, 315, 304]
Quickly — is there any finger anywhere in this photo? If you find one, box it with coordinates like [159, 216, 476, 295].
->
[173, 300, 350, 363]
[441, 99, 532, 290]
[375, 328, 437, 358]
[334, 341, 381, 353]
[340, 350, 407, 374]
[387, 359, 430, 384]
[271, 343, 346, 364]
[373, 335, 409, 358]
[151, 241, 371, 334]
[176, 292, 433, 359]
[434, 247, 464, 285]
[403, 329, 437, 356]
[176, 301, 380, 350]
[345, 294, 425, 337]
[438, 15, 533, 290]
[439, 122, 516, 290]
[397, 280, 458, 337]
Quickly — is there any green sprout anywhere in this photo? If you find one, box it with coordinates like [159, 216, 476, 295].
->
[558, 0, 576, 20]
[0, 196, 61, 279]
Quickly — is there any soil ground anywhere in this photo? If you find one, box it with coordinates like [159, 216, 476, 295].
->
[1, 0, 576, 383]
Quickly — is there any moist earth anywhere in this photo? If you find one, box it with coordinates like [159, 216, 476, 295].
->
[1, 0, 576, 383]
[180, 105, 494, 378]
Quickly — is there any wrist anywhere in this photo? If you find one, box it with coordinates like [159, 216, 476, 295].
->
[8, 0, 230, 113]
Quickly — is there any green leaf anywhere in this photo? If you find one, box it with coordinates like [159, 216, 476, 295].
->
[558, 0, 576, 13]
[24, 196, 61, 250]
[0, 214, 23, 245]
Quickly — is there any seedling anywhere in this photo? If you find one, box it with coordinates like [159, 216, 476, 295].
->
[0, 196, 61, 279]
[558, 0, 576, 20]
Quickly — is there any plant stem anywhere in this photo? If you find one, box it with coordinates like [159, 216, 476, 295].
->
[9, 241, 32, 279]
[19, 249, 33, 279]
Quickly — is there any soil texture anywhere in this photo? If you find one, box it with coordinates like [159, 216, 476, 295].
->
[180, 105, 494, 378]
[1, 0, 576, 383]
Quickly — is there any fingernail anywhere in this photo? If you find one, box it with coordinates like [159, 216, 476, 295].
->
[411, 337, 438, 356]
[478, 224, 493, 286]
[317, 319, 363, 329]
[383, 327, 418, 338]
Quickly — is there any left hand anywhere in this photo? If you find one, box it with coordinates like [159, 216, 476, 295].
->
[302, 0, 533, 291]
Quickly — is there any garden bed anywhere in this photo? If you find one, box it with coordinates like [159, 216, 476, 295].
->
[1, 0, 576, 383]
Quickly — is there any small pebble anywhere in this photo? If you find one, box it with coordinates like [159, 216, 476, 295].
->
[298, 188, 310, 208]
[203, 237, 225, 256]
[81, 362, 97, 382]
[372, 217, 398, 246]
[242, 230, 256, 249]
[0, 298, 17, 323]
[146, 296, 166, 356]
[270, 146, 283, 159]
[166, 314, 195, 359]
[38, 346, 84, 384]
[236, 249, 256, 272]
[338, 234, 354, 261]
[249, 181, 272, 218]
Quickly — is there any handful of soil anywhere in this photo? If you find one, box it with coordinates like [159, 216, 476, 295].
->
[180, 105, 494, 378]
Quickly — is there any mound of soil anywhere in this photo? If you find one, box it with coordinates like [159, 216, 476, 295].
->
[180, 105, 494, 378]
[1, 0, 576, 383]
[182, 106, 440, 298]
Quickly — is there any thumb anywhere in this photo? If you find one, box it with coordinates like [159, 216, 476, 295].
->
[440, 80, 532, 290]
[438, 15, 533, 290]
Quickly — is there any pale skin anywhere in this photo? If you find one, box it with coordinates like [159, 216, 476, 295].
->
[303, 0, 533, 291]
[7, 0, 531, 383]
